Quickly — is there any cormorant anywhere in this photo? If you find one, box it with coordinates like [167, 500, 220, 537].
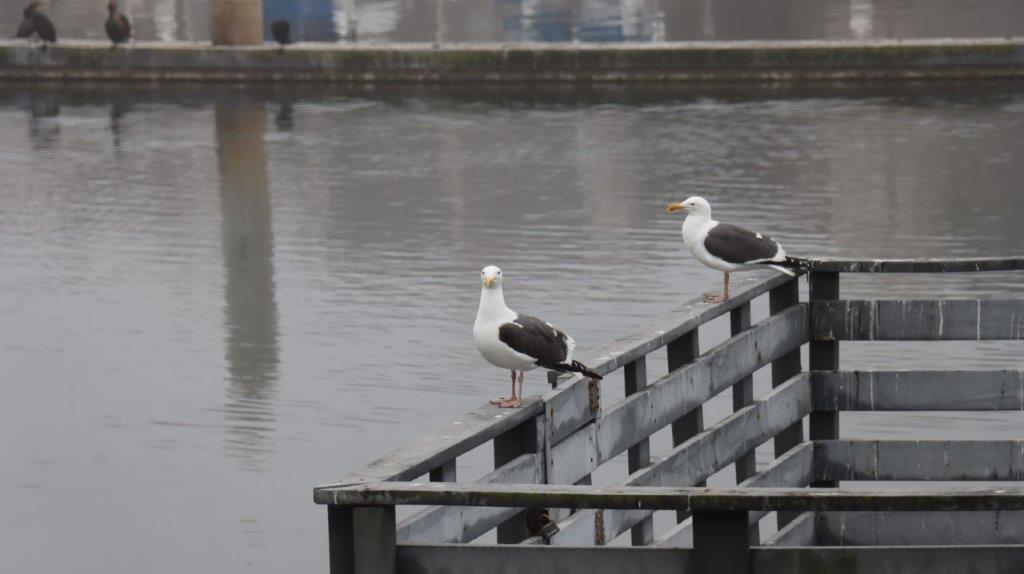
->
[105, 0, 131, 48]
[271, 20, 291, 50]
[15, 2, 57, 46]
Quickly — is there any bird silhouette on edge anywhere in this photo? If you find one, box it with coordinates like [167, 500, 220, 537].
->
[105, 0, 131, 48]
[271, 20, 291, 51]
[16, 2, 57, 49]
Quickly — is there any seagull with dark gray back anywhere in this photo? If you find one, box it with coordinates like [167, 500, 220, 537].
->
[474, 266, 602, 408]
[667, 196, 801, 302]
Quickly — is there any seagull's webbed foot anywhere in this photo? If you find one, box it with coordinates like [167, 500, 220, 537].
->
[495, 397, 521, 408]
[704, 293, 728, 304]
[490, 396, 513, 405]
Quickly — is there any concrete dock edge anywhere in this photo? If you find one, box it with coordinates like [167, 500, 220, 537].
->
[1, 38, 1022, 83]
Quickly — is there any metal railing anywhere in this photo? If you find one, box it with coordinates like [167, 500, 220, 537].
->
[315, 257, 1024, 574]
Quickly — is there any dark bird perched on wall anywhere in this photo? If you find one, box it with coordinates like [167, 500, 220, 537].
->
[270, 19, 291, 50]
[15, 2, 57, 46]
[105, 0, 131, 48]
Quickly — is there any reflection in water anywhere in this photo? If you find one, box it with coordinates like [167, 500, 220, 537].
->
[215, 97, 280, 471]
[26, 92, 60, 151]
[274, 101, 294, 131]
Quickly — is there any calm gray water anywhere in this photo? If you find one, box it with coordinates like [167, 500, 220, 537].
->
[1, 83, 1023, 571]
[3, 0, 1024, 43]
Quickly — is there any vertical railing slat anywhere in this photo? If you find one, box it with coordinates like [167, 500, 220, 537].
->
[667, 329, 702, 523]
[494, 416, 544, 543]
[769, 276, 804, 529]
[809, 271, 840, 496]
[624, 357, 654, 546]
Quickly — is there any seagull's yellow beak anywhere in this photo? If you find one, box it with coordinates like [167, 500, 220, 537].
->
[667, 202, 685, 213]
[484, 276, 496, 287]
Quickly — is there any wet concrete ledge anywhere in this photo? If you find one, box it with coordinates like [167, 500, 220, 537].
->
[1, 37, 1023, 83]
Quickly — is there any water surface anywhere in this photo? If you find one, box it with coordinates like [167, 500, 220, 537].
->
[1, 82, 1023, 571]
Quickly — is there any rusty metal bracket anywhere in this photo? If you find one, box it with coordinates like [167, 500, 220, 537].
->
[594, 509, 605, 545]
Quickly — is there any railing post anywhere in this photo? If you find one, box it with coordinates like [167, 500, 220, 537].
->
[809, 271, 840, 488]
[668, 329, 702, 523]
[328, 505, 396, 574]
[729, 301, 759, 545]
[730, 302, 755, 482]
[694, 511, 750, 574]
[494, 416, 543, 543]
[624, 356, 654, 546]
[770, 276, 804, 528]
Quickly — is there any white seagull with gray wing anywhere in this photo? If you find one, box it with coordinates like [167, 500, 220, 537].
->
[474, 266, 602, 408]
[667, 197, 797, 302]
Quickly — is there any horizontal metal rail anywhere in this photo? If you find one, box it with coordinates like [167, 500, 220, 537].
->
[817, 511, 1024, 546]
[314, 483, 1024, 512]
[815, 440, 1024, 482]
[811, 299, 1024, 341]
[814, 370, 1024, 411]
[798, 256, 1024, 273]
[395, 543, 1024, 574]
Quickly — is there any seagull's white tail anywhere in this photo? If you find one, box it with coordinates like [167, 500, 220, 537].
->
[768, 264, 796, 276]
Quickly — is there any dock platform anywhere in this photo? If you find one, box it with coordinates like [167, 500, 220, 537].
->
[315, 257, 1024, 573]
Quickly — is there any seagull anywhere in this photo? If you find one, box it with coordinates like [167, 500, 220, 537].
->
[667, 196, 796, 303]
[16, 2, 57, 47]
[473, 265, 602, 408]
[105, 0, 131, 48]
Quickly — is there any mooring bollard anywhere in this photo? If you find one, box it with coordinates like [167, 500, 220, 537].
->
[211, 0, 263, 46]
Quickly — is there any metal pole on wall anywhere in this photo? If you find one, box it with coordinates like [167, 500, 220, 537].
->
[211, 0, 263, 45]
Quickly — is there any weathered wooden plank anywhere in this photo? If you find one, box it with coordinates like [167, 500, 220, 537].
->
[817, 511, 1024, 546]
[762, 512, 815, 547]
[316, 481, 1024, 513]
[321, 399, 543, 486]
[397, 453, 543, 544]
[814, 370, 1024, 411]
[545, 270, 798, 445]
[815, 440, 1024, 482]
[654, 443, 815, 548]
[812, 299, 1024, 341]
[754, 546, 1024, 574]
[799, 256, 1024, 273]
[547, 306, 808, 487]
[545, 374, 812, 545]
[396, 544, 692, 574]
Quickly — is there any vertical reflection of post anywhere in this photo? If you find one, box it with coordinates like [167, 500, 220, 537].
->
[215, 96, 280, 471]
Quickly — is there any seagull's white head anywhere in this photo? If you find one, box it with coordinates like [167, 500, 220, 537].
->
[481, 265, 503, 289]
[667, 196, 712, 218]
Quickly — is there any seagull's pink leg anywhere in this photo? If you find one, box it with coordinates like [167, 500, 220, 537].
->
[704, 273, 730, 303]
[491, 370, 517, 405]
[498, 371, 523, 408]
